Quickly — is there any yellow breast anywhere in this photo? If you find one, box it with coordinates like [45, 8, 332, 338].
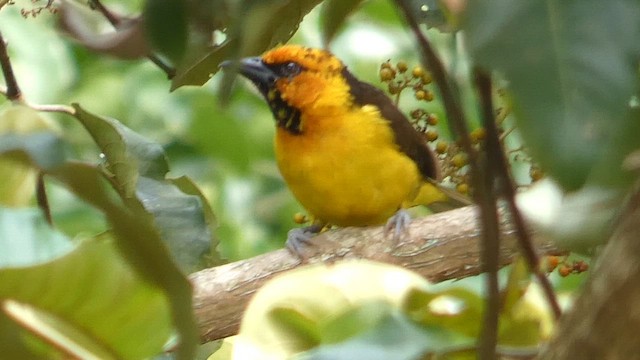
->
[275, 104, 422, 226]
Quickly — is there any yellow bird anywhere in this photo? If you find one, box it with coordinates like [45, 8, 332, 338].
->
[223, 45, 469, 253]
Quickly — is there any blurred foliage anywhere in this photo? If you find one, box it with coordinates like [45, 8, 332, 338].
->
[1, 0, 638, 358]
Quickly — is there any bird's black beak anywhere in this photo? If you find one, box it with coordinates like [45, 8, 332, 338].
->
[220, 57, 277, 96]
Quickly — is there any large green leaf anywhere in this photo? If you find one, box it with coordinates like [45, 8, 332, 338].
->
[144, 0, 188, 65]
[464, 0, 640, 191]
[72, 104, 220, 271]
[299, 309, 472, 360]
[173, 0, 322, 89]
[47, 162, 198, 360]
[0, 209, 172, 359]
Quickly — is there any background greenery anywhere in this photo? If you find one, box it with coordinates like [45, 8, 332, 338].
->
[1, 0, 637, 359]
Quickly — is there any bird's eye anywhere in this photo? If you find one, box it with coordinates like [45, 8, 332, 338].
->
[277, 62, 302, 77]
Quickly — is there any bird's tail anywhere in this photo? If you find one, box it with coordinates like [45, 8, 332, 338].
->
[406, 179, 473, 213]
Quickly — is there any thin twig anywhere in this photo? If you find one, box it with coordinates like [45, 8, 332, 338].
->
[393, 3, 501, 359]
[0, 30, 22, 100]
[26, 102, 75, 115]
[473, 70, 502, 360]
[0, 87, 76, 114]
[88, 0, 176, 78]
[474, 70, 562, 319]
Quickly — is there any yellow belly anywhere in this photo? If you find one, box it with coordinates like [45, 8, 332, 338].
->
[275, 108, 422, 227]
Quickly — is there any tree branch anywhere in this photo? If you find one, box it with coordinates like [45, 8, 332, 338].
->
[190, 206, 561, 342]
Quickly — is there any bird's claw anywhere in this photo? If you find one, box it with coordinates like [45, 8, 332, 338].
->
[384, 209, 412, 244]
[285, 224, 323, 258]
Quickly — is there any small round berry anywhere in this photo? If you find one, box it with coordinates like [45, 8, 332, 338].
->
[456, 183, 469, 195]
[293, 213, 307, 224]
[578, 262, 589, 272]
[426, 114, 438, 126]
[379, 67, 394, 82]
[397, 60, 408, 73]
[530, 166, 544, 182]
[412, 66, 424, 78]
[558, 265, 572, 277]
[423, 90, 434, 101]
[388, 82, 401, 95]
[470, 128, 486, 143]
[425, 130, 438, 142]
[451, 153, 468, 168]
[415, 89, 427, 100]
[545, 256, 560, 273]
[410, 109, 423, 120]
[435, 141, 448, 154]
[420, 72, 432, 84]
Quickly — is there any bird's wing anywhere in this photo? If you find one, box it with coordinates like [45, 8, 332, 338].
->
[341, 68, 441, 181]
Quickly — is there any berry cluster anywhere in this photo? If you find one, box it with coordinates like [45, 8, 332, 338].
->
[380, 60, 545, 195]
[545, 256, 589, 277]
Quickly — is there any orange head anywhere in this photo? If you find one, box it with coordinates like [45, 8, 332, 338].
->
[223, 45, 353, 133]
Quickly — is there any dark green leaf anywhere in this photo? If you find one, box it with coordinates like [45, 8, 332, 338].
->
[234, 0, 323, 56]
[72, 104, 218, 271]
[171, 42, 232, 90]
[320, 0, 364, 46]
[144, 0, 188, 64]
[136, 176, 220, 272]
[464, 0, 640, 190]
[47, 163, 198, 360]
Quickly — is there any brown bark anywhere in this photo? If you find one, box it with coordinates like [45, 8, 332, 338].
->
[190, 206, 561, 342]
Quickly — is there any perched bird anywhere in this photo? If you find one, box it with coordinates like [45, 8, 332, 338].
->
[223, 45, 469, 254]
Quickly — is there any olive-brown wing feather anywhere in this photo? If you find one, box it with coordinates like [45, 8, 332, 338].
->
[342, 68, 441, 181]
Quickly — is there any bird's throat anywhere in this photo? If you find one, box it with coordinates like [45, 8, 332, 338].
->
[265, 89, 302, 135]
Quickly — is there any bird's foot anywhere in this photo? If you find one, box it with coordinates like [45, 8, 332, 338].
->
[384, 209, 412, 245]
[286, 223, 324, 258]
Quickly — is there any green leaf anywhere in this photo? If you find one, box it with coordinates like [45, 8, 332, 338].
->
[171, 41, 232, 90]
[464, 0, 640, 191]
[0, 132, 65, 171]
[299, 310, 472, 360]
[136, 176, 221, 271]
[233, 0, 323, 57]
[73, 104, 169, 193]
[0, 235, 172, 359]
[46, 163, 197, 360]
[0, 132, 65, 207]
[72, 104, 219, 271]
[0, 207, 72, 267]
[403, 287, 483, 339]
[319, 301, 391, 344]
[144, 0, 188, 64]
[269, 307, 322, 349]
[319, 0, 364, 46]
